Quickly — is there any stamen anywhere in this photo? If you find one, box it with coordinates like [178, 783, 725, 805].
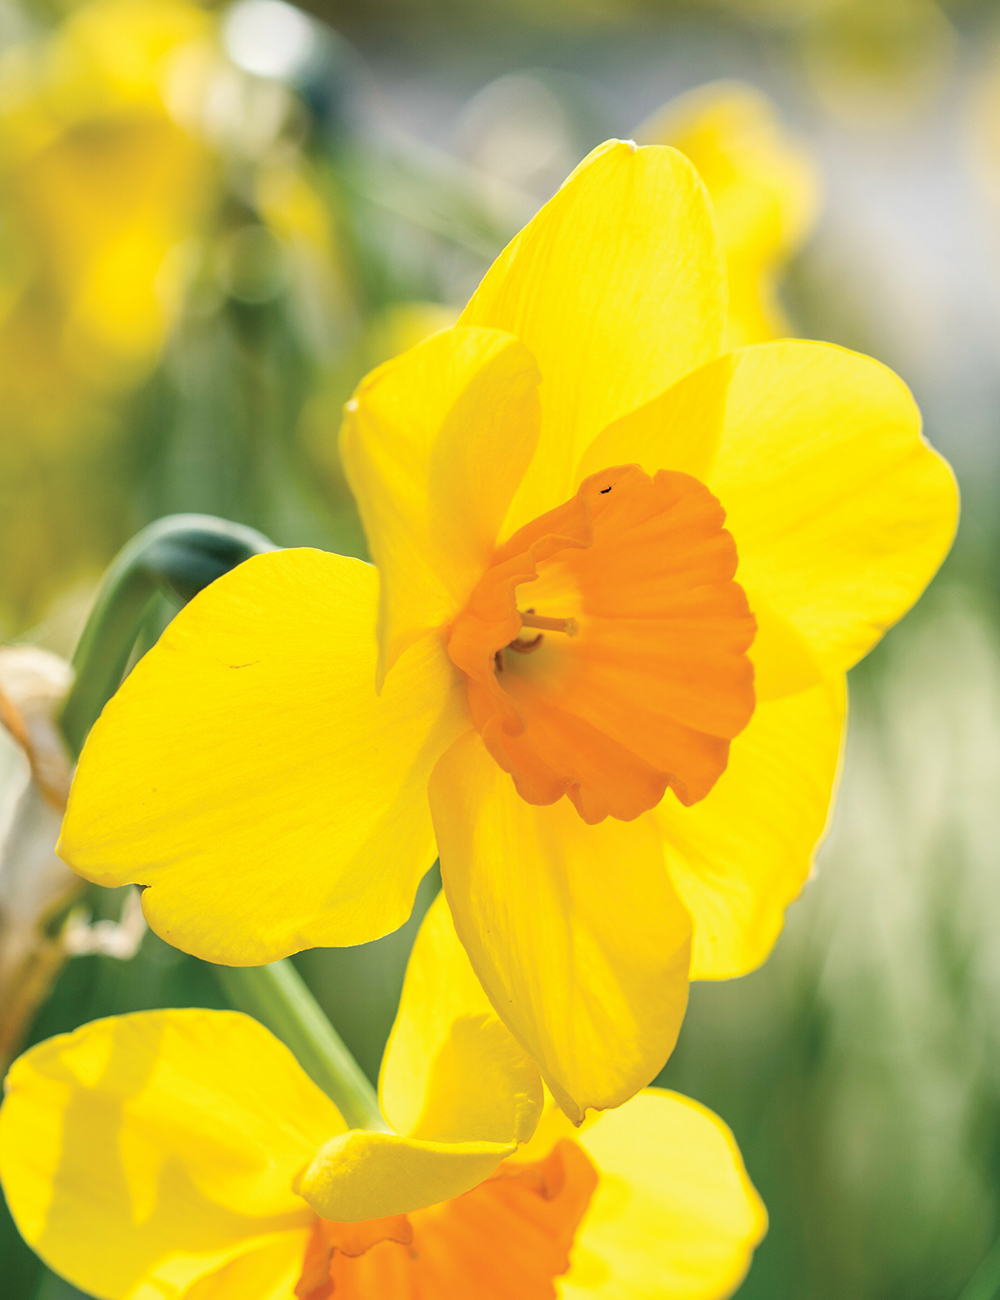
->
[518, 612, 579, 637]
[507, 634, 543, 655]
[502, 609, 576, 661]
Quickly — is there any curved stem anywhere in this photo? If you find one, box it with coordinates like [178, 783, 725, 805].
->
[60, 514, 276, 759]
[214, 961, 386, 1131]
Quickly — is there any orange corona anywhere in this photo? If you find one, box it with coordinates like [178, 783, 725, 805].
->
[448, 464, 756, 824]
[298, 1142, 598, 1300]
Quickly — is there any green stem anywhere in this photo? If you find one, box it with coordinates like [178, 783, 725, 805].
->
[959, 1234, 1000, 1300]
[60, 514, 276, 759]
[60, 513, 384, 1130]
[214, 961, 386, 1131]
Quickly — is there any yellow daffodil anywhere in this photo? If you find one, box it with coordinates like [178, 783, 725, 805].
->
[637, 81, 820, 347]
[0, 0, 216, 387]
[59, 140, 958, 1119]
[0, 894, 766, 1300]
[0, 0, 217, 625]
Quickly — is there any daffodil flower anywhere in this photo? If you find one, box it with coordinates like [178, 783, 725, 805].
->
[637, 81, 821, 348]
[59, 140, 958, 1119]
[0, 894, 765, 1300]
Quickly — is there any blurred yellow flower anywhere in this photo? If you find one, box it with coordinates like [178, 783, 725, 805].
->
[60, 140, 956, 1119]
[0, 0, 218, 628]
[637, 81, 820, 348]
[0, 894, 765, 1300]
[0, 0, 347, 630]
[0, 0, 217, 393]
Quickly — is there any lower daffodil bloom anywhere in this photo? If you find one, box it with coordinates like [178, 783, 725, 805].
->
[59, 139, 958, 1119]
[0, 895, 766, 1300]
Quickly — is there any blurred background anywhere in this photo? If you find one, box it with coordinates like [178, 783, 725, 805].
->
[3, 0, 1000, 1296]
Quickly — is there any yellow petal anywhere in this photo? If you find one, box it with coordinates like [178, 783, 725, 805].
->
[461, 140, 726, 535]
[562, 1089, 767, 1299]
[380, 891, 543, 1146]
[179, 1232, 313, 1300]
[582, 341, 958, 696]
[638, 80, 821, 348]
[576, 353, 734, 490]
[296, 1128, 513, 1223]
[711, 343, 957, 687]
[59, 550, 468, 964]
[659, 676, 846, 980]
[505, 1093, 592, 1166]
[429, 730, 692, 1123]
[341, 326, 542, 683]
[0, 1010, 339, 1300]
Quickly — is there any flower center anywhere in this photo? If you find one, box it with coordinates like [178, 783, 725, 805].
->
[296, 1140, 598, 1300]
[447, 464, 757, 824]
[501, 610, 578, 664]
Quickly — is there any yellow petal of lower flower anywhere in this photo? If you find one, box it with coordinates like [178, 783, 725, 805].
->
[341, 326, 542, 683]
[296, 1129, 513, 1223]
[0, 1010, 339, 1300]
[461, 140, 726, 535]
[176, 1232, 313, 1300]
[59, 550, 469, 964]
[659, 676, 846, 980]
[562, 1089, 766, 1300]
[580, 341, 957, 695]
[380, 891, 543, 1147]
[429, 730, 693, 1123]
